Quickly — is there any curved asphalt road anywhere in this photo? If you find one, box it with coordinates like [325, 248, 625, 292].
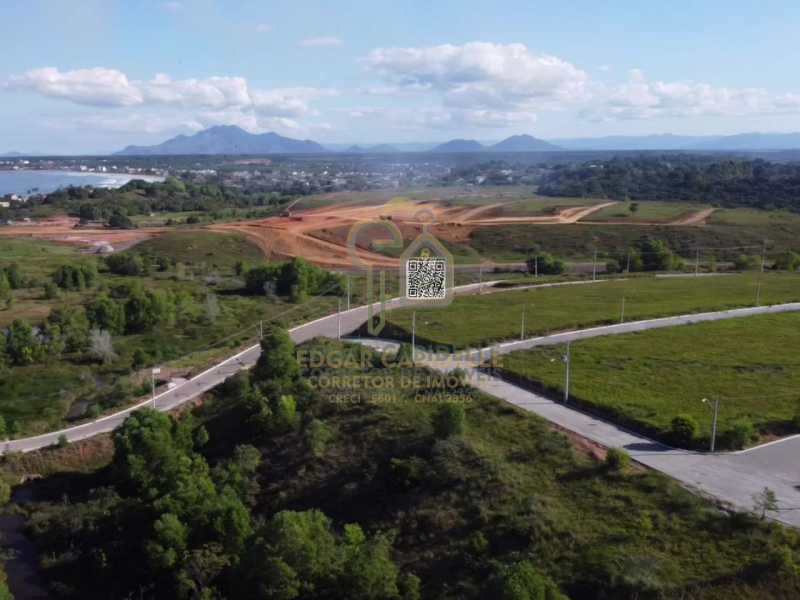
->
[5, 281, 800, 529]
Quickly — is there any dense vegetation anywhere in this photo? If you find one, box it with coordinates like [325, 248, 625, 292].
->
[16, 334, 800, 599]
[4, 178, 294, 225]
[0, 236, 346, 436]
[538, 156, 800, 210]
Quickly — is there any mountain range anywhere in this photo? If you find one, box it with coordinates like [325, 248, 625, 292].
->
[115, 125, 327, 156]
[112, 126, 800, 156]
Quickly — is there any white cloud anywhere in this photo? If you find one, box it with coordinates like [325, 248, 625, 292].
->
[4, 67, 142, 107]
[300, 36, 343, 47]
[255, 23, 273, 33]
[366, 42, 588, 111]
[162, 1, 182, 12]
[586, 69, 800, 120]
[3, 67, 335, 118]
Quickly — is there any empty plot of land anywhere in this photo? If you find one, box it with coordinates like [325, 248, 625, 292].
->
[385, 273, 800, 349]
[497, 312, 800, 446]
[583, 201, 714, 224]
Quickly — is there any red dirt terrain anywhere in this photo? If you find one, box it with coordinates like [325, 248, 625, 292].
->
[0, 198, 717, 268]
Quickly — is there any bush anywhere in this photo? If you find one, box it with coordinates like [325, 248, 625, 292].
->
[304, 418, 333, 457]
[722, 419, 755, 450]
[496, 560, 568, 600]
[432, 403, 466, 439]
[604, 447, 631, 471]
[669, 414, 698, 447]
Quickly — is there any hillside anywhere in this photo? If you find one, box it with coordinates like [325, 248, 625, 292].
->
[115, 125, 328, 155]
[431, 139, 486, 153]
[491, 134, 561, 152]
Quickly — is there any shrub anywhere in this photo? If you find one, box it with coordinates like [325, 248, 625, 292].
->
[605, 447, 631, 471]
[57, 434, 68, 448]
[432, 403, 466, 439]
[669, 414, 698, 447]
[304, 418, 333, 457]
[723, 419, 755, 450]
[495, 560, 568, 600]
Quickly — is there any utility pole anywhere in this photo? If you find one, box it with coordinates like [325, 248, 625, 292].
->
[702, 397, 720, 452]
[478, 264, 483, 292]
[346, 276, 351, 310]
[563, 342, 571, 403]
[151, 367, 161, 409]
[761, 239, 767, 273]
[755, 280, 762, 306]
[695, 248, 700, 276]
[337, 298, 342, 339]
[592, 249, 597, 281]
[520, 305, 526, 341]
[411, 311, 416, 364]
[620, 296, 626, 323]
[625, 250, 631, 274]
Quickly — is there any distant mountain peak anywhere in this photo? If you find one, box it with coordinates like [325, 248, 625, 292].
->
[115, 126, 328, 156]
[431, 139, 485, 153]
[491, 134, 561, 152]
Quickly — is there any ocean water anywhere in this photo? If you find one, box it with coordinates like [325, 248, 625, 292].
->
[0, 170, 162, 196]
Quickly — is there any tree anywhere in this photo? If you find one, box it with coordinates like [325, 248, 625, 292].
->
[48, 308, 90, 353]
[5, 319, 39, 365]
[432, 403, 466, 439]
[43, 281, 60, 300]
[108, 210, 136, 229]
[753, 486, 779, 520]
[252, 325, 300, 385]
[525, 253, 566, 276]
[733, 255, 759, 271]
[89, 329, 118, 364]
[0, 271, 11, 309]
[629, 202, 639, 214]
[87, 295, 126, 335]
[773, 251, 800, 272]
[669, 414, 698, 447]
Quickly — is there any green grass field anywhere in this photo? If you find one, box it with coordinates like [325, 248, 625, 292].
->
[129, 230, 264, 269]
[384, 273, 800, 349]
[497, 312, 800, 447]
[587, 201, 711, 222]
[495, 195, 597, 216]
[709, 207, 800, 226]
[467, 221, 800, 262]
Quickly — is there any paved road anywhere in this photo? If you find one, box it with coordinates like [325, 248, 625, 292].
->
[6, 282, 800, 529]
[416, 304, 800, 528]
[2, 279, 499, 454]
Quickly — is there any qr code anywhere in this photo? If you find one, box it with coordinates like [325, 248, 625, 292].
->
[407, 257, 447, 299]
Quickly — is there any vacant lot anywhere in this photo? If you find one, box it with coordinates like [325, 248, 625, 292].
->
[586, 201, 711, 223]
[130, 229, 265, 270]
[385, 273, 800, 349]
[497, 312, 800, 447]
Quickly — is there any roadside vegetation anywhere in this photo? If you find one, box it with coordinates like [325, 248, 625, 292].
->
[0, 235, 345, 436]
[496, 312, 800, 449]
[11, 334, 800, 599]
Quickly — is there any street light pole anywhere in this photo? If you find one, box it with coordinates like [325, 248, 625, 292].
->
[620, 296, 626, 323]
[695, 248, 700, 277]
[761, 239, 767, 273]
[337, 298, 342, 339]
[346, 276, 351, 310]
[702, 397, 720, 452]
[564, 342, 571, 403]
[756, 280, 762, 306]
[520, 305, 526, 341]
[411, 311, 416, 364]
[151, 367, 161, 409]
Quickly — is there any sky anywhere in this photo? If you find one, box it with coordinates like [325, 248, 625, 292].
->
[3, 0, 800, 153]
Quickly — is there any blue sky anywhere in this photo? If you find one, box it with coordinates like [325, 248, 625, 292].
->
[3, 0, 800, 153]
